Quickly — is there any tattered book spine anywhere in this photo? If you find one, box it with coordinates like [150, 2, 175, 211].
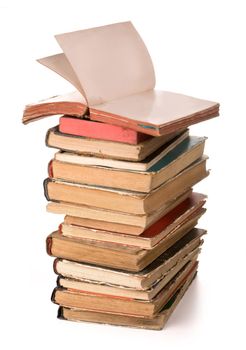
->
[43, 178, 51, 201]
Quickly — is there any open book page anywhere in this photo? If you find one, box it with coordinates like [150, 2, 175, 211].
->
[41, 21, 155, 106]
[25, 21, 219, 133]
[90, 90, 219, 127]
[37, 53, 87, 100]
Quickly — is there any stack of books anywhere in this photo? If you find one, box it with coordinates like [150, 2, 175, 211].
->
[23, 22, 219, 330]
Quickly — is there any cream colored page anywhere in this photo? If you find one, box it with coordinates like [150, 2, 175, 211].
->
[92, 90, 219, 126]
[55, 21, 155, 105]
[37, 53, 87, 101]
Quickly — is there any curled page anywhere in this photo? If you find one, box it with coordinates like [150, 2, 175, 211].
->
[26, 21, 219, 132]
[37, 53, 87, 102]
[55, 21, 155, 105]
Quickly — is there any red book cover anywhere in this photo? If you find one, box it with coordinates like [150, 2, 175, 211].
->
[59, 116, 150, 144]
[141, 193, 206, 238]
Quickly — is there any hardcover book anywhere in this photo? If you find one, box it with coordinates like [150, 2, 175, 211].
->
[47, 189, 192, 234]
[44, 157, 208, 214]
[50, 135, 206, 192]
[57, 268, 197, 330]
[46, 216, 204, 272]
[53, 129, 189, 171]
[59, 116, 150, 144]
[52, 260, 198, 317]
[54, 228, 204, 289]
[60, 193, 206, 246]
[22, 22, 219, 135]
[46, 126, 180, 161]
[57, 247, 199, 301]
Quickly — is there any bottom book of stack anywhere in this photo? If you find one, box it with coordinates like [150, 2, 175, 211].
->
[50, 228, 204, 330]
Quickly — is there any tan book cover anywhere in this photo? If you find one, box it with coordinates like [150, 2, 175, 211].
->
[54, 130, 189, 171]
[60, 193, 206, 247]
[52, 259, 198, 317]
[50, 135, 206, 192]
[54, 228, 205, 289]
[48, 189, 192, 233]
[46, 214, 204, 272]
[46, 126, 180, 161]
[44, 157, 208, 215]
[58, 267, 197, 330]
[57, 248, 200, 300]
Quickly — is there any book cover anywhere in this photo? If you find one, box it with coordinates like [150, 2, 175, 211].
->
[57, 269, 197, 330]
[51, 260, 198, 317]
[59, 116, 150, 144]
[54, 228, 205, 289]
[49, 135, 206, 192]
[44, 157, 208, 214]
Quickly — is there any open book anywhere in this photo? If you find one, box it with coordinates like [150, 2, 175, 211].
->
[23, 22, 219, 136]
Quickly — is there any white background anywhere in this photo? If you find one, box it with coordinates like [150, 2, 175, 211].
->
[0, 0, 245, 349]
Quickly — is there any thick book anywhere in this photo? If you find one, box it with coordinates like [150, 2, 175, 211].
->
[54, 228, 204, 289]
[46, 126, 181, 162]
[54, 130, 189, 172]
[47, 189, 192, 234]
[57, 268, 197, 330]
[50, 135, 206, 192]
[44, 157, 208, 215]
[57, 247, 200, 301]
[59, 116, 150, 144]
[52, 259, 198, 317]
[60, 193, 206, 246]
[22, 22, 219, 135]
[46, 215, 203, 272]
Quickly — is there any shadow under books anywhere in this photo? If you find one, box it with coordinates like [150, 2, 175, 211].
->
[167, 277, 201, 327]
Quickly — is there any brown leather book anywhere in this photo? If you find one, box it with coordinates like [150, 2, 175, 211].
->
[49, 135, 206, 192]
[57, 248, 200, 301]
[22, 22, 219, 134]
[53, 130, 189, 172]
[58, 268, 197, 330]
[46, 126, 182, 162]
[44, 157, 208, 215]
[46, 213, 204, 272]
[54, 228, 205, 289]
[52, 259, 198, 317]
[60, 193, 206, 246]
[47, 189, 192, 234]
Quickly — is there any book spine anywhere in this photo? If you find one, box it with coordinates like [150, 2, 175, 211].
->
[46, 235, 53, 256]
[45, 128, 51, 147]
[59, 116, 150, 144]
[57, 307, 65, 320]
[53, 258, 60, 275]
[56, 276, 61, 287]
[48, 160, 53, 178]
[51, 287, 58, 304]
[45, 126, 60, 150]
[43, 178, 51, 201]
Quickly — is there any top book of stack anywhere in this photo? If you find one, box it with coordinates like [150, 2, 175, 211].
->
[22, 21, 219, 136]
